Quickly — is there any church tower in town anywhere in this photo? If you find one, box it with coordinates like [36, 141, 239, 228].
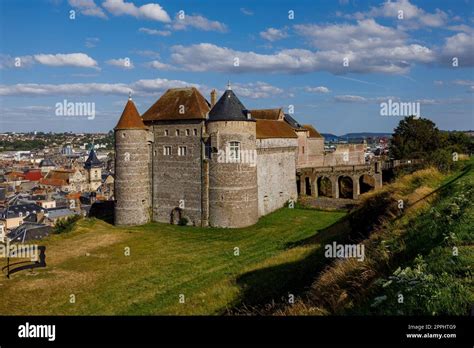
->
[84, 146, 102, 191]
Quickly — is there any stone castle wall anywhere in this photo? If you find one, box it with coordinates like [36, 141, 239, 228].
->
[207, 121, 259, 228]
[114, 128, 151, 225]
[256, 138, 298, 217]
[150, 120, 204, 226]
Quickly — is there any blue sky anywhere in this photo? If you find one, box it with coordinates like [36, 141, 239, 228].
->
[0, 0, 473, 134]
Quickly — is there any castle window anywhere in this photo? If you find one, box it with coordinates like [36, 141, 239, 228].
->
[121, 132, 125, 138]
[228, 141, 240, 161]
[186, 129, 190, 136]
[176, 129, 180, 136]
[302, 146, 305, 154]
[163, 146, 171, 156]
[205, 139, 211, 159]
[193, 129, 198, 136]
[178, 146, 187, 156]
[164, 130, 169, 136]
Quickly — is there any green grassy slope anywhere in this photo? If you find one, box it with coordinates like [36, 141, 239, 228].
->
[0, 207, 345, 315]
[280, 160, 473, 315]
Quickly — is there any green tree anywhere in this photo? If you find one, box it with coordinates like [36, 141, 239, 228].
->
[390, 116, 444, 160]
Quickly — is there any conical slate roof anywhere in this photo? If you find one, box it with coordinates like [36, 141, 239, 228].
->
[208, 89, 254, 122]
[84, 148, 101, 169]
[115, 99, 147, 130]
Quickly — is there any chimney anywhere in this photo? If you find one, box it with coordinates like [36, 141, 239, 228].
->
[210, 89, 217, 107]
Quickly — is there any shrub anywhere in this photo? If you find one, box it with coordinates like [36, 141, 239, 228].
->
[53, 214, 81, 234]
[178, 217, 189, 226]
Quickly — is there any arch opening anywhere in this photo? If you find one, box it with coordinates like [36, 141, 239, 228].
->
[305, 177, 312, 196]
[317, 176, 333, 198]
[338, 176, 353, 199]
[359, 174, 375, 195]
[170, 207, 183, 225]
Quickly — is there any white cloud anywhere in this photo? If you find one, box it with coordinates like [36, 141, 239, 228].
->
[85, 37, 100, 48]
[106, 58, 134, 69]
[170, 38, 435, 75]
[138, 27, 171, 36]
[416, 99, 437, 105]
[170, 13, 227, 32]
[294, 19, 406, 51]
[0, 79, 285, 100]
[240, 8, 253, 16]
[0, 78, 199, 97]
[102, 0, 171, 22]
[260, 28, 288, 42]
[134, 50, 161, 59]
[0, 54, 35, 69]
[68, 0, 107, 18]
[305, 86, 330, 93]
[232, 82, 284, 99]
[352, 0, 448, 30]
[334, 95, 368, 103]
[439, 32, 474, 66]
[452, 79, 474, 86]
[146, 60, 174, 70]
[34, 53, 99, 69]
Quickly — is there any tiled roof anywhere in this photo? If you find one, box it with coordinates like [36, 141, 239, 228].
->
[303, 124, 323, 138]
[24, 170, 43, 181]
[208, 89, 253, 122]
[142, 87, 210, 122]
[256, 120, 298, 139]
[115, 99, 147, 130]
[40, 178, 67, 187]
[249, 108, 283, 121]
[44, 169, 73, 181]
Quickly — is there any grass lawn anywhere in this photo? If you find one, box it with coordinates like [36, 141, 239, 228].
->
[0, 207, 345, 315]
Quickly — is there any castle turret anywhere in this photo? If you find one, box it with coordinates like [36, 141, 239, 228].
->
[206, 85, 258, 227]
[114, 95, 152, 225]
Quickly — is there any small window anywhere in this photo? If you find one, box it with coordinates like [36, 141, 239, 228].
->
[121, 132, 125, 138]
[178, 146, 187, 156]
[228, 141, 240, 161]
[302, 146, 305, 154]
[186, 129, 190, 136]
[193, 129, 198, 136]
[176, 129, 180, 136]
[163, 146, 171, 156]
[164, 130, 169, 136]
[205, 139, 211, 159]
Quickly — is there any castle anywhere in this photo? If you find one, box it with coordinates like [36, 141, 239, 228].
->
[114, 85, 369, 228]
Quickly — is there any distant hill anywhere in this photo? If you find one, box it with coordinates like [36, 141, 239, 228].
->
[320, 133, 340, 141]
[321, 132, 392, 141]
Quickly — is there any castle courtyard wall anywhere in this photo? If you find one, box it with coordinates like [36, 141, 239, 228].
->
[256, 138, 298, 217]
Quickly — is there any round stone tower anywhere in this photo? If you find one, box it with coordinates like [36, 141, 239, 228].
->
[114, 95, 151, 226]
[206, 85, 258, 228]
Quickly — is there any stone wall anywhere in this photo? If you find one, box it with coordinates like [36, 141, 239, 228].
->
[114, 128, 152, 225]
[256, 138, 298, 217]
[207, 121, 258, 228]
[150, 120, 204, 226]
[323, 143, 366, 166]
